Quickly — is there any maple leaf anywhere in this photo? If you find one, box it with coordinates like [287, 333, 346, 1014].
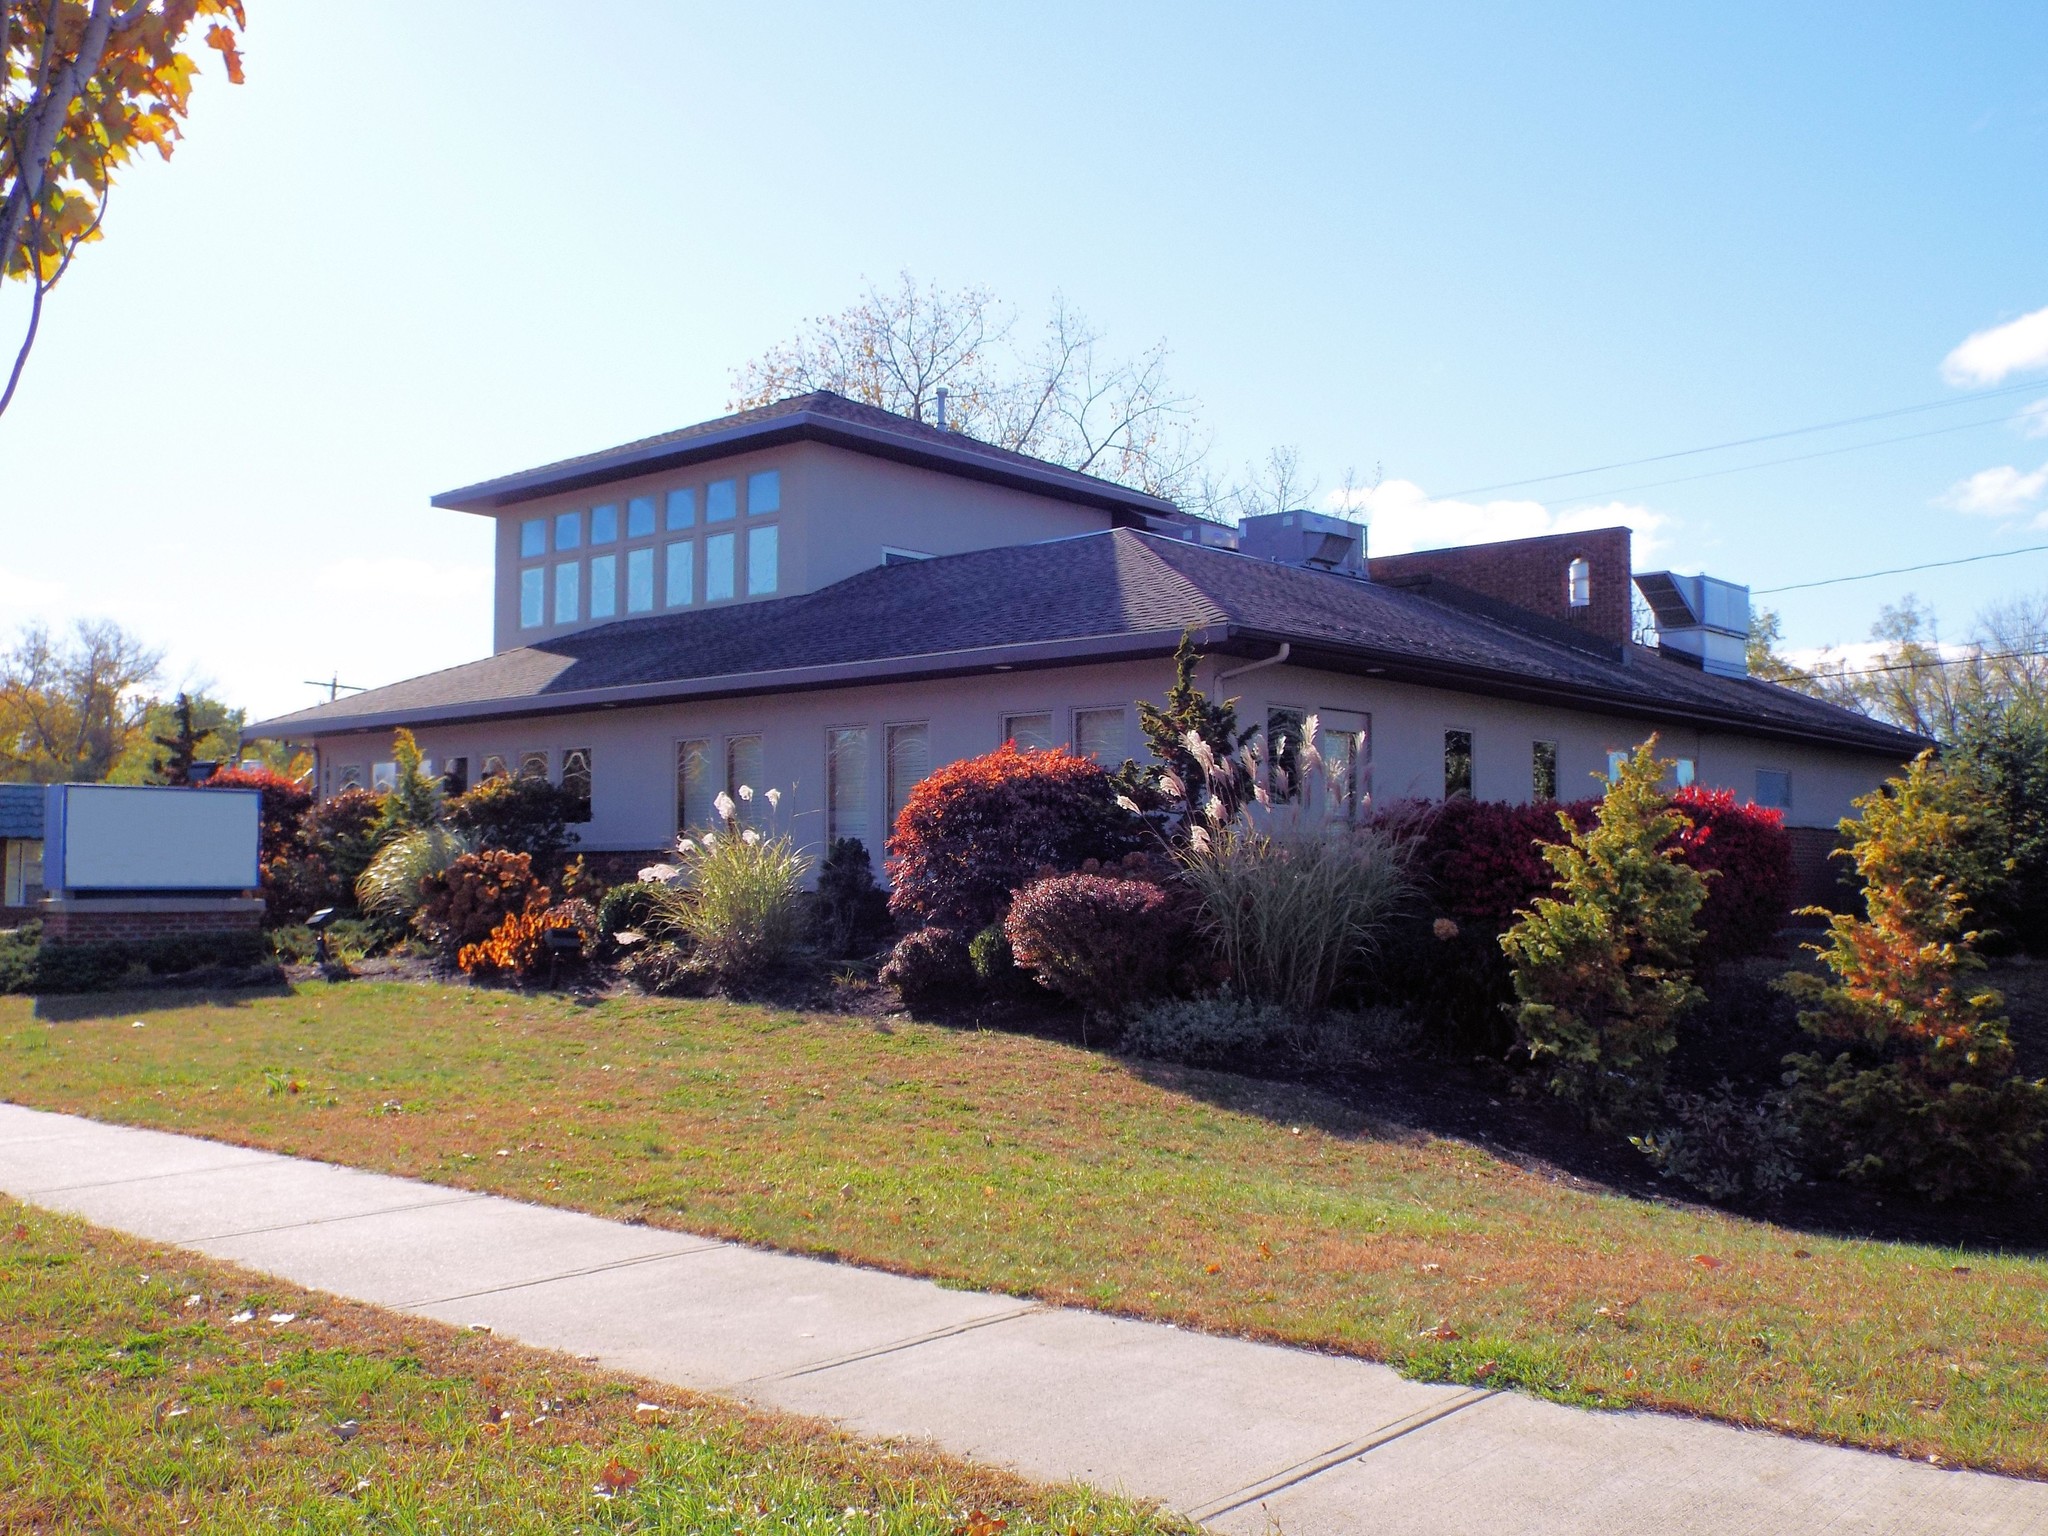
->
[596, 1460, 640, 1495]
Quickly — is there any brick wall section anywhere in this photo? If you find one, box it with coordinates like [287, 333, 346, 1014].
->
[41, 903, 263, 946]
[0, 905, 36, 929]
[1368, 527, 1635, 647]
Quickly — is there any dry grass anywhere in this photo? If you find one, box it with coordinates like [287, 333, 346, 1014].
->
[3, 982, 2046, 1478]
[0, 1197, 1182, 1534]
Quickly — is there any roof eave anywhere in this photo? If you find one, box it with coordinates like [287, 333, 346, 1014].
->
[244, 625, 1223, 742]
[430, 409, 1183, 523]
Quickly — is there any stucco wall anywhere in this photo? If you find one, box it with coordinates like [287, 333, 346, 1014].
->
[481, 441, 1117, 653]
[307, 658, 1903, 872]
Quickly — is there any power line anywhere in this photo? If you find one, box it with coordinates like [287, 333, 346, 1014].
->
[1807, 645, 2048, 679]
[1754, 541, 2048, 595]
[1438, 378, 2048, 500]
[1533, 408, 2032, 511]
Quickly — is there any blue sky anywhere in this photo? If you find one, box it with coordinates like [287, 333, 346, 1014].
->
[2, 2, 2046, 718]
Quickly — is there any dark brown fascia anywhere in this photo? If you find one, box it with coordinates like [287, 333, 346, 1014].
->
[429, 409, 1182, 525]
[244, 626, 1224, 743]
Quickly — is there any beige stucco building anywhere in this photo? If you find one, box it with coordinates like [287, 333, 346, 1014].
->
[248, 392, 1924, 893]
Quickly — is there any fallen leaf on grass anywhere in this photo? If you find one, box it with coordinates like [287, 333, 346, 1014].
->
[1204, 1263, 1221, 1275]
[1472, 1361, 1498, 1381]
[958, 1511, 1008, 1536]
[595, 1459, 640, 1496]
[1691, 1254, 1724, 1270]
[1418, 1323, 1460, 1341]
[264, 1378, 287, 1396]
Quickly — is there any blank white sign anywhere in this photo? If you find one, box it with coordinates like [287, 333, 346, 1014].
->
[59, 785, 260, 891]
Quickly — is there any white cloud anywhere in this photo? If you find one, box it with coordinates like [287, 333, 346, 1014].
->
[1330, 479, 1673, 562]
[1941, 304, 2048, 387]
[1939, 462, 2048, 517]
[2022, 398, 2048, 438]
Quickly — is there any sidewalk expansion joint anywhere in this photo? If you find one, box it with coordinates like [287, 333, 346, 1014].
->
[399, 1240, 729, 1310]
[12, 1156, 277, 1196]
[1185, 1387, 1497, 1524]
[745, 1303, 1045, 1386]
[187, 1191, 490, 1243]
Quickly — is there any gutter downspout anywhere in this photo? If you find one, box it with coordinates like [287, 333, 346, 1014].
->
[1213, 642, 1290, 698]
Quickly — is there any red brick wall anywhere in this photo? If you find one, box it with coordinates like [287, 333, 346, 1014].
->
[0, 905, 36, 929]
[1369, 526, 1634, 646]
[41, 904, 263, 946]
[1784, 824, 1856, 915]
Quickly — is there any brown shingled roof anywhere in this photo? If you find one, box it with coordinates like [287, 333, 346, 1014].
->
[250, 530, 1925, 759]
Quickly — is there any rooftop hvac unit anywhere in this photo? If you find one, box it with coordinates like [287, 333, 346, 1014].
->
[1238, 510, 1366, 576]
[1635, 571, 1751, 678]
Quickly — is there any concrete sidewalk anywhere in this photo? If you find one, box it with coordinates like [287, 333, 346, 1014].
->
[1, 1102, 2039, 1535]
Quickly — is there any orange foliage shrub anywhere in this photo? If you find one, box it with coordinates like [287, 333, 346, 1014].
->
[457, 906, 580, 980]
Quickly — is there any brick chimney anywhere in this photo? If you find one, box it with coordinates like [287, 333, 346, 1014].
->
[1367, 527, 1634, 647]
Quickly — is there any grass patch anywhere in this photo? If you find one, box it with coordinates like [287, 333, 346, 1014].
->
[0, 1198, 1180, 1534]
[4, 982, 2047, 1478]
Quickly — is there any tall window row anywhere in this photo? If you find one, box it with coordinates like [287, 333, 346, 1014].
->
[518, 469, 781, 630]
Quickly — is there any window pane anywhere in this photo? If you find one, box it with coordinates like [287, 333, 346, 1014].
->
[559, 746, 593, 822]
[1607, 750, 1629, 782]
[554, 561, 580, 624]
[337, 764, 364, 791]
[706, 479, 737, 522]
[1533, 740, 1559, 800]
[726, 734, 763, 824]
[665, 541, 694, 606]
[827, 726, 871, 846]
[1444, 730, 1474, 800]
[706, 533, 736, 600]
[1755, 768, 1791, 810]
[480, 754, 507, 781]
[1568, 557, 1591, 608]
[1674, 757, 1697, 788]
[519, 567, 545, 628]
[555, 511, 582, 551]
[1268, 707, 1306, 802]
[371, 761, 397, 793]
[1003, 712, 1054, 752]
[666, 488, 696, 530]
[1075, 707, 1126, 763]
[626, 495, 656, 538]
[518, 750, 549, 781]
[626, 546, 655, 612]
[590, 504, 619, 544]
[676, 739, 713, 831]
[747, 470, 780, 514]
[747, 525, 778, 595]
[520, 518, 547, 557]
[588, 553, 617, 619]
[1324, 719, 1371, 817]
[442, 757, 469, 797]
[886, 722, 930, 825]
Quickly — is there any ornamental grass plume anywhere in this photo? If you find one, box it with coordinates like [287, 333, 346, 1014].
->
[644, 786, 809, 985]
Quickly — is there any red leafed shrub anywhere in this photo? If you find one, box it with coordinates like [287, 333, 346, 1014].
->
[878, 927, 975, 1011]
[1377, 797, 1597, 935]
[886, 745, 1147, 932]
[1004, 871, 1193, 1014]
[1669, 786, 1795, 964]
[417, 850, 550, 955]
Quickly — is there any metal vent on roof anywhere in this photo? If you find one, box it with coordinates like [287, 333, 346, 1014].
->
[1635, 570, 1751, 677]
[1238, 510, 1367, 576]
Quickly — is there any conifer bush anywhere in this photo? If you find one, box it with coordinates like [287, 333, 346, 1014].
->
[1500, 740, 1708, 1124]
[1780, 752, 2048, 1199]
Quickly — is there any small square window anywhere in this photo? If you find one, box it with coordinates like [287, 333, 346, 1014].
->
[337, 764, 364, 791]
[1674, 757, 1697, 789]
[627, 495, 656, 538]
[748, 470, 781, 514]
[1533, 740, 1558, 800]
[1075, 707, 1127, 763]
[519, 567, 545, 629]
[442, 757, 470, 796]
[666, 541, 694, 607]
[371, 761, 397, 793]
[627, 546, 655, 613]
[590, 503, 619, 544]
[1607, 750, 1629, 782]
[589, 553, 617, 620]
[706, 532, 736, 601]
[1445, 730, 1474, 800]
[520, 518, 547, 558]
[554, 561, 580, 624]
[480, 754, 508, 781]
[555, 511, 582, 551]
[1003, 712, 1055, 752]
[706, 478, 738, 522]
[518, 750, 549, 781]
[666, 487, 696, 529]
[747, 525, 778, 595]
[1755, 768, 1792, 810]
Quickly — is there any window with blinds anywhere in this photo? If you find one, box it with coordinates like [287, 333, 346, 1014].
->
[676, 739, 713, 832]
[1003, 712, 1054, 752]
[886, 722, 930, 823]
[827, 726, 871, 846]
[1074, 707, 1126, 763]
[726, 734, 764, 824]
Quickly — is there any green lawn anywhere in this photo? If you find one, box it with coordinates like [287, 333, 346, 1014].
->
[4, 981, 2046, 1479]
[0, 1198, 1179, 1534]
